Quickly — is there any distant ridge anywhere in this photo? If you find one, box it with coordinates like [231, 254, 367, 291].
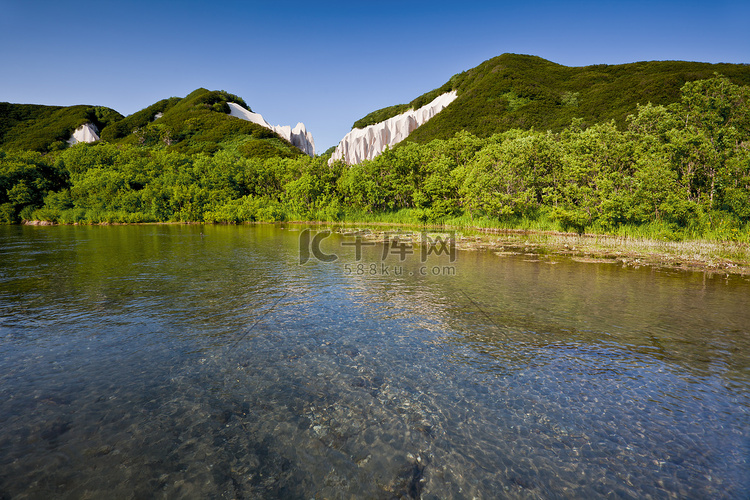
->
[99, 88, 312, 158]
[0, 103, 122, 152]
[1, 89, 315, 158]
[4, 55, 750, 157]
[350, 54, 750, 145]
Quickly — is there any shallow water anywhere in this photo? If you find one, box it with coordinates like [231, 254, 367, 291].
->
[1, 224, 748, 499]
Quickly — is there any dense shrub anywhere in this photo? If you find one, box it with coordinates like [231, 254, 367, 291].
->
[0, 150, 66, 222]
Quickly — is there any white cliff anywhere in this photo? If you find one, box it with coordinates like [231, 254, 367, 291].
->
[67, 123, 100, 145]
[329, 90, 458, 165]
[290, 122, 315, 157]
[227, 102, 315, 157]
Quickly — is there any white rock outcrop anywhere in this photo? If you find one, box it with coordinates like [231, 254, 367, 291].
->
[67, 122, 100, 145]
[329, 90, 458, 165]
[227, 102, 315, 157]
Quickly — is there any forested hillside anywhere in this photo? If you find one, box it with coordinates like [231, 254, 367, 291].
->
[2, 89, 305, 159]
[100, 88, 304, 158]
[353, 54, 750, 144]
[0, 103, 123, 152]
[1, 74, 748, 245]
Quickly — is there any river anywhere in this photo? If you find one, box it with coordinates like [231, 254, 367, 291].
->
[1, 224, 748, 499]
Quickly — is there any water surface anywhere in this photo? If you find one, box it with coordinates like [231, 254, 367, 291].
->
[1, 224, 748, 499]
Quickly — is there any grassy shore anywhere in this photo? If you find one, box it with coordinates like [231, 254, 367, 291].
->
[460, 229, 750, 276]
[284, 213, 750, 276]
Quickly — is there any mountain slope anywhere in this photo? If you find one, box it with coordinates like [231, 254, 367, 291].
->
[1, 89, 315, 159]
[99, 97, 182, 142]
[353, 54, 750, 144]
[0, 103, 123, 152]
[103, 88, 307, 158]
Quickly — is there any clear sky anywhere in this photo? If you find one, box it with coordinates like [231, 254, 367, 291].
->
[1, 0, 748, 151]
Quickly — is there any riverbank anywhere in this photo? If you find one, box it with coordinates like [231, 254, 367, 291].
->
[462, 228, 750, 276]
[317, 224, 750, 276]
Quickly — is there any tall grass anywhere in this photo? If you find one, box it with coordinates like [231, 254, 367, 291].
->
[306, 209, 750, 266]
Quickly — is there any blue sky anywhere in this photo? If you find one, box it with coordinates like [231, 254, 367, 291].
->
[1, 0, 748, 151]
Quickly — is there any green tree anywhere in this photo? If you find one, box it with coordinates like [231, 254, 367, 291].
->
[0, 150, 65, 223]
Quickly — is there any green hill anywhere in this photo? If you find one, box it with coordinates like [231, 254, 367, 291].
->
[353, 54, 750, 142]
[98, 97, 182, 142]
[1, 89, 306, 159]
[102, 88, 304, 158]
[0, 103, 123, 152]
